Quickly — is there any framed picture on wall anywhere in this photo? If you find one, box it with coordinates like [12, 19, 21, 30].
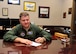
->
[68, 8, 72, 14]
[2, 8, 8, 16]
[39, 6, 50, 18]
[23, 1, 36, 12]
[63, 12, 66, 18]
[8, 0, 20, 5]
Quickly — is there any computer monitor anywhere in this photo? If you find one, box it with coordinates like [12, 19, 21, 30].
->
[11, 19, 19, 27]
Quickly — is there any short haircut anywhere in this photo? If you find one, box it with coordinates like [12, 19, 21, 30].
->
[19, 12, 29, 19]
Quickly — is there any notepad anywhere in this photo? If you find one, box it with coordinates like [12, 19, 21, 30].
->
[30, 42, 42, 47]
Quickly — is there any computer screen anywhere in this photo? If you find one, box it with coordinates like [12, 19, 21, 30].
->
[11, 19, 19, 27]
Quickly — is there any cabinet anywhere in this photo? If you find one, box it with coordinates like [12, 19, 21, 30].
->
[0, 18, 19, 39]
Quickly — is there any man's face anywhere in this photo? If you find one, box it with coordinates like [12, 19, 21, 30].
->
[19, 16, 30, 29]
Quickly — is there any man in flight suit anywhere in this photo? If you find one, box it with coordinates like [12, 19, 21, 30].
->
[3, 12, 52, 45]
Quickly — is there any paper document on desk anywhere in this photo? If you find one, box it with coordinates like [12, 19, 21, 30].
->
[61, 39, 67, 42]
[30, 42, 42, 47]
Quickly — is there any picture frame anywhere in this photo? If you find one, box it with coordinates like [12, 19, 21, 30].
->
[68, 8, 72, 14]
[8, 0, 20, 5]
[2, 8, 8, 16]
[63, 12, 66, 18]
[24, 1, 36, 12]
[39, 6, 50, 18]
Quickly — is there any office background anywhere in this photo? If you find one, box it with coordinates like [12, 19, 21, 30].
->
[0, 0, 72, 26]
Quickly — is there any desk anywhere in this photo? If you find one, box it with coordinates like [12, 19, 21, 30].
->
[0, 39, 74, 54]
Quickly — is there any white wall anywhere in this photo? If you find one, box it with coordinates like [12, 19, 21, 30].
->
[0, 0, 73, 26]
[61, 0, 73, 26]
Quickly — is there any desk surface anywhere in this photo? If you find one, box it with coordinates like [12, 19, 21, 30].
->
[0, 39, 74, 54]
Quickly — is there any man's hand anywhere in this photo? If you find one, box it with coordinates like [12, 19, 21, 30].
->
[35, 37, 46, 43]
[20, 39, 32, 45]
[14, 37, 32, 45]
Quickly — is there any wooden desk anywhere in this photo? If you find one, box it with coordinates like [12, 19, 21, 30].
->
[0, 39, 74, 54]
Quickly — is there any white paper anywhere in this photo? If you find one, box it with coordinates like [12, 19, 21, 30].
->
[61, 39, 67, 42]
[30, 42, 42, 47]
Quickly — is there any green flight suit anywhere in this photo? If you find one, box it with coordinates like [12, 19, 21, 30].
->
[3, 24, 52, 42]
